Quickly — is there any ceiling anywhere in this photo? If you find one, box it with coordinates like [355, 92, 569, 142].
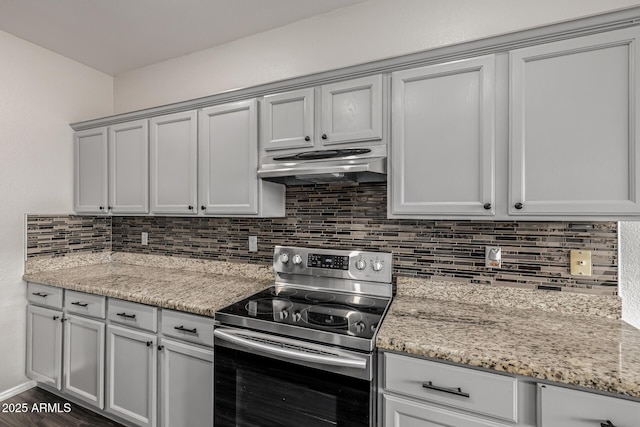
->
[0, 0, 366, 76]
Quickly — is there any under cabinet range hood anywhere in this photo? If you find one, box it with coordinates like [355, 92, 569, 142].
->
[257, 145, 387, 185]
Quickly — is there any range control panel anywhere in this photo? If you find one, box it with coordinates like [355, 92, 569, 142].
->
[273, 246, 393, 283]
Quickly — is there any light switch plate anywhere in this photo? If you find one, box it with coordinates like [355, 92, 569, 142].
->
[570, 250, 592, 276]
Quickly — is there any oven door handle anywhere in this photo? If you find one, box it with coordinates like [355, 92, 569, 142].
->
[214, 329, 368, 370]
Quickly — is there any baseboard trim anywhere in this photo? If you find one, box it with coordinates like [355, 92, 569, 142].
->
[0, 380, 37, 402]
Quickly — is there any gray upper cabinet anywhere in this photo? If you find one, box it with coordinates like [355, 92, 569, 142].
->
[510, 26, 640, 215]
[261, 75, 384, 151]
[149, 111, 198, 215]
[108, 120, 149, 214]
[262, 88, 315, 151]
[200, 99, 284, 216]
[390, 55, 496, 217]
[74, 128, 108, 214]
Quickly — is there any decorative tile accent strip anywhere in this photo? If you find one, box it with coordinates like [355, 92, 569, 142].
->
[107, 183, 617, 294]
[26, 215, 111, 258]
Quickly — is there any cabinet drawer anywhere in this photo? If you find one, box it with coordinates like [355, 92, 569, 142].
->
[27, 283, 63, 309]
[64, 290, 106, 319]
[384, 353, 517, 422]
[539, 384, 640, 427]
[107, 299, 157, 332]
[161, 310, 214, 347]
[383, 394, 513, 427]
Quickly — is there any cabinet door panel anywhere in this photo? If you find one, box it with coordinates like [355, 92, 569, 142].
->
[63, 314, 105, 408]
[106, 324, 156, 427]
[160, 339, 213, 427]
[261, 88, 314, 150]
[26, 305, 62, 390]
[391, 55, 495, 216]
[150, 111, 198, 214]
[199, 100, 258, 214]
[321, 75, 383, 145]
[74, 128, 108, 214]
[109, 120, 149, 214]
[510, 26, 640, 215]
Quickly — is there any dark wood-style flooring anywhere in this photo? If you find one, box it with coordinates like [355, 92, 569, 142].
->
[0, 387, 123, 427]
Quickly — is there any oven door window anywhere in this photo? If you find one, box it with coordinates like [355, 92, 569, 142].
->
[215, 344, 370, 427]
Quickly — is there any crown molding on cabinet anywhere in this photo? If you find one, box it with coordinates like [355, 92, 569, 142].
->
[70, 6, 640, 131]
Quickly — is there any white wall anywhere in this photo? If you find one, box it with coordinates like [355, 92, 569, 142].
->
[0, 30, 113, 394]
[114, 0, 640, 113]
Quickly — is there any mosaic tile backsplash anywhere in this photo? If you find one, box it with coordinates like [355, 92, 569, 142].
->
[26, 183, 618, 294]
[26, 214, 111, 257]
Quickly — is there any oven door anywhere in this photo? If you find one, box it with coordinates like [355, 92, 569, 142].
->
[214, 327, 374, 427]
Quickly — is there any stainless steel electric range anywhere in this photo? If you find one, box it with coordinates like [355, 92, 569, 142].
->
[214, 246, 393, 427]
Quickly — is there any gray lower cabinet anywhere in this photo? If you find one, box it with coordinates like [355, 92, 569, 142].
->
[106, 323, 158, 427]
[63, 314, 105, 408]
[158, 338, 213, 427]
[26, 304, 63, 390]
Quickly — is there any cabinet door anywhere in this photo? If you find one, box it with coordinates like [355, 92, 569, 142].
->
[383, 395, 512, 427]
[106, 324, 157, 427]
[26, 305, 62, 390]
[74, 128, 108, 214]
[109, 120, 149, 214]
[199, 99, 259, 215]
[149, 111, 198, 215]
[510, 26, 640, 215]
[63, 314, 105, 409]
[261, 88, 315, 151]
[159, 339, 213, 427]
[320, 75, 383, 145]
[539, 384, 640, 427]
[391, 55, 495, 216]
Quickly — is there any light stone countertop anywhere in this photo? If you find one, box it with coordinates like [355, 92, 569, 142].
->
[377, 278, 640, 399]
[23, 254, 273, 317]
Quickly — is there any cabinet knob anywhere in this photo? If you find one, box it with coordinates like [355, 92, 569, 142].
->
[99, 206, 104, 211]
[514, 202, 523, 210]
[157, 345, 164, 351]
[321, 133, 327, 140]
[107, 206, 112, 210]
[52, 316, 59, 321]
[146, 341, 153, 347]
[201, 205, 206, 211]
[304, 136, 310, 142]
[601, 422, 616, 427]
[483, 203, 491, 210]
[60, 318, 67, 323]
[188, 205, 193, 210]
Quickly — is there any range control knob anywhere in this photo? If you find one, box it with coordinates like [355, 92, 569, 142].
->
[292, 254, 303, 265]
[292, 311, 302, 322]
[372, 260, 384, 272]
[355, 321, 366, 334]
[279, 253, 290, 264]
[355, 259, 367, 270]
[279, 310, 289, 320]
[370, 324, 378, 333]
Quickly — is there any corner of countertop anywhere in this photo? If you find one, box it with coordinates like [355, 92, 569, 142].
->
[24, 252, 112, 275]
[395, 276, 622, 320]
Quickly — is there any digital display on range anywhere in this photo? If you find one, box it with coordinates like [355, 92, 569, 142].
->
[308, 254, 349, 270]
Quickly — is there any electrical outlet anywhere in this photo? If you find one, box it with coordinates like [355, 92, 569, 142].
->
[570, 250, 592, 276]
[485, 246, 502, 268]
[141, 232, 148, 246]
[248, 236, 258, 252]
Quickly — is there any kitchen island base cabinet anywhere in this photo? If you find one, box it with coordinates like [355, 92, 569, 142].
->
[26, 305, 63, 390]
[159, 338, 213, 427]
[384, 395, 513, 427]
[106, 324, 157, 427]
[63, 314, 105, 409]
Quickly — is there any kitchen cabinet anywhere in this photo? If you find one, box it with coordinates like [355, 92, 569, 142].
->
[509, 26, 640, 215]
[538, 384, 640, 427]
[261, 74, 383, 151]
[149, 111, 198, 215]
[74, 127, 108, 213]
[389, 55, 496, 217]
[106, 323, 157, 427]
[26, 304, 63, 390]
[199, 99, 285, 216]
[108, 120, 149, 214]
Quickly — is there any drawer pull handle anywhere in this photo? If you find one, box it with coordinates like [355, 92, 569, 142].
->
[32, 292, 48, 298]
[116, 312, 136, 319]
[174, 325, 197, 334]
[601, 422, 616, 427]
[422, 381, 470, 398]
[71, 301, 89, 307]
